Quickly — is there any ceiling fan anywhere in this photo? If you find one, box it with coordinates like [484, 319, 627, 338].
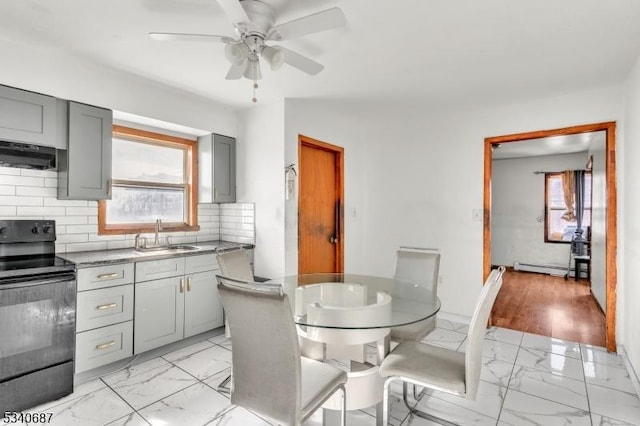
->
[149, 0, 347, 102]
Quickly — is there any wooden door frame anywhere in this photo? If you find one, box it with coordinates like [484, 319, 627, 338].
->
[298, 134, 345, 272]
[483, 122, 617, 352]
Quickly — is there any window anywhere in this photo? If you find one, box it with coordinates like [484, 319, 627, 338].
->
[98, 125, 199, 235]
[544, 172, 591, 243]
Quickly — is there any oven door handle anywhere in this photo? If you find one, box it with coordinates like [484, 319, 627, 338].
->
[0, 272, 76, 289]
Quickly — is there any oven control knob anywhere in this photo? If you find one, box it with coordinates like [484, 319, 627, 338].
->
[43, 225, 52, 234]
[31, 226, 39, 234]
[0, 227, 6, 235]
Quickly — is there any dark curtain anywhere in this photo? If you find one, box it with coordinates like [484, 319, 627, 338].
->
[572, 170, 586, 254]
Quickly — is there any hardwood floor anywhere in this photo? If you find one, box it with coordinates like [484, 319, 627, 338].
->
[491, 270, 606, 346]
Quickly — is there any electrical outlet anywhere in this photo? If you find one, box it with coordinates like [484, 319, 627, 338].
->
[472, 209, 483, 222]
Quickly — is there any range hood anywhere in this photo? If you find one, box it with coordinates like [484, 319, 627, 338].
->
[0, 140, 56, 170]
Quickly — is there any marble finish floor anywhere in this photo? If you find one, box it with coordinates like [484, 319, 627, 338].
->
[5, 320, 640, 426]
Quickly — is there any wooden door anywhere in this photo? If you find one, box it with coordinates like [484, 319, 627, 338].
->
[298, 135, 344, 274]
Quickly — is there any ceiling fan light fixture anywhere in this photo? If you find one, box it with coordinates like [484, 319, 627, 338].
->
[243, 58, 262, 81]
[262, 46, 285, 71]
[225, 43, 249, 66]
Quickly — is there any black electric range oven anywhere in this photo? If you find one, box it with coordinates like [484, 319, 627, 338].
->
[0, 220, 76, 415]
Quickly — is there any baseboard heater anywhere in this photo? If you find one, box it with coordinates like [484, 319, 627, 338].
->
[514, 262, 566, 276]
[513, 261, 585, 278]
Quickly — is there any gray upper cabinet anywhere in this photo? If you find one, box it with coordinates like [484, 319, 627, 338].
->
[0, 85, 64, 149]
[198, 133, 236, 203]
[58, 101, 113, 200]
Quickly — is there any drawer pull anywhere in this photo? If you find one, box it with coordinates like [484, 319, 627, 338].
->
[96, 340, 116, 350]
[187, 277, 192, 292]
[96, 303, 117, 311]
[97, 272, 120, 280]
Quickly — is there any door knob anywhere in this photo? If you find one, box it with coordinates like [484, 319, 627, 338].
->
[330, 236, 338, 244]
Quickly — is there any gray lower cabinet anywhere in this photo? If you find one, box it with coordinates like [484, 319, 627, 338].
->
[0, 84, 63, 149]
[134, 276, 185, 353]
[134, 254, 223, 354]
[198, 133, 236, 203]
[184, 270, 224, 338]
[75, 263, 134, 373]
[58, 101, 113, 200]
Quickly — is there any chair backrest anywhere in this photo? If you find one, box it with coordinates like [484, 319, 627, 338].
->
[394, 247, 440, 296]
[217, 277, 302, 425]
[464, 266, 505, 399]
[216, 248, 254, 282]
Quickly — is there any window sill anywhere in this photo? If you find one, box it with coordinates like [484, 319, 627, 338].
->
[98, 224, 200, 236]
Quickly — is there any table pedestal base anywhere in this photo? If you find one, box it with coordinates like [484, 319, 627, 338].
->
[316, 335, 389, 426]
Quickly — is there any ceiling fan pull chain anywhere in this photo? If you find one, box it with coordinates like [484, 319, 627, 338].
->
[252, 80, 258, 103]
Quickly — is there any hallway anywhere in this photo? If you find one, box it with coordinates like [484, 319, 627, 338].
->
[491, 270, 606, 346]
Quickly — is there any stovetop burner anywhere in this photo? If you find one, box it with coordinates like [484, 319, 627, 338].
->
[0, 254, 75, 280]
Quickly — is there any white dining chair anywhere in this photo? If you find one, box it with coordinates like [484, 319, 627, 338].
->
[390, 246, 441, 342]
[379, 266, 505, 425]
[216, 247, 254, 283]
[215, 246, 255, 392]
[216, 275, 347, 426]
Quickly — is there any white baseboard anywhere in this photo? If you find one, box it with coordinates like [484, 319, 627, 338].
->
[620, 344, 640, 398]
[437, 311, 471, 326]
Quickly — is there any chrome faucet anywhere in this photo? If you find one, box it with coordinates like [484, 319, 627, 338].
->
[135, 233, 145, 249]
[154, 219, 163, 245]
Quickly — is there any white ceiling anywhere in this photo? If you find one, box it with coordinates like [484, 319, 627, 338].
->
[2, 0, 640, 110]
[491, 131, 605, 160]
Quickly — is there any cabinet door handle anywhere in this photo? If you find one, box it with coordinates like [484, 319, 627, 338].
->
[179, 278, 185, 293]
[107, 179, 112, 197]
[96, 303, 117, 310]
[96, 340, 116, 350]
[97, 272, 120, 280]
[187, 277, 192, 292]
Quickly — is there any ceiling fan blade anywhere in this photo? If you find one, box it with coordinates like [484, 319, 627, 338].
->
[270, 7, 346, 41]
[149, 32, 234, 43]
[275, 46, 324, 75]
[216, 0, 251, 27]
[225, 62, 246, 80]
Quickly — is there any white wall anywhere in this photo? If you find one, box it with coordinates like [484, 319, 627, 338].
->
[0, 39, 237, 136]
[588, 143, 607, 312]
[622, 54, 640, 379]
[236, 101, 286, 278]
[491, 153, 589, 268]
[277, 86, 623, 320]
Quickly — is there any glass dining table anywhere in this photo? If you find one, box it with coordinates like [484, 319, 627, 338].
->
[266, 273, 441, 425]
[272, 273, 440, 328]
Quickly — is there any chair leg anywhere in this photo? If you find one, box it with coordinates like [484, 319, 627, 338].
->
[401, 382, 458, 426]
[340, 385, 346, 426]
[412, 384, 423, 400]
[217, 373, 231, 394]
[383, 377, 395, 426]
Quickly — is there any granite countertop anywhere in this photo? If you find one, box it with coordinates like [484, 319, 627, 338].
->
[59, 240, 254, 268]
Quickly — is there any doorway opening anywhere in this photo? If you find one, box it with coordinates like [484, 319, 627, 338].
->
[298, 135, 344, 274]
[483, 122, 617, 352]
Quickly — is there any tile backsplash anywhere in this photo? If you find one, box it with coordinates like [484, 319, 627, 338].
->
[0, 166, 255, 253]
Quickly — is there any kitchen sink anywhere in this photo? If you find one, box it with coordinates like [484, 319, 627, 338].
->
[134, 244, 201, 253]
[168, 244, 201, 251]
